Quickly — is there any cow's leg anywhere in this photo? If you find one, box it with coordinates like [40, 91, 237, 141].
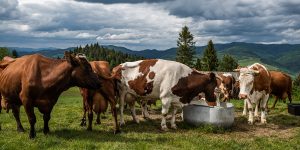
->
[129, 100, 139, 124]
[95, 112, 101, 125]
[109, 100, 120, 134]
[246, 99, 254, 125]
[119, 92, 126, 126]
[80, 99, 87, 126]
[161, 98, 171, 131]
[260, 94, 269, 124]
[254, 100, 259, 117]
[11, 104, 25, 132]
[23, 103, 37, 139]
[43, 111, 51, 135]
[142, 101, 150, 119]
[87, 101, 93, 131]
[271, 96, 278, 109]
[242, 100, 248, 116]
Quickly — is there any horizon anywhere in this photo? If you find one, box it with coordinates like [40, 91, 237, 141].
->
[1, 0, 300, 50]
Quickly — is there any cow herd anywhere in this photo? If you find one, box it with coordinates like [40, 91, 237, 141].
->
[0, 52, 293, 139]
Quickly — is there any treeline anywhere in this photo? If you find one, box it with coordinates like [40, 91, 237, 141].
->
[176, 26, 238, 72]
[73, 43, 144, 68]
[0, 47, 18, 59]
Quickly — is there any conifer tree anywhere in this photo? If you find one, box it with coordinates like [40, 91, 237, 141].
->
[201, 40, 218, 71]
[218, 54, 238, 72]
[176, 26, 196, 67]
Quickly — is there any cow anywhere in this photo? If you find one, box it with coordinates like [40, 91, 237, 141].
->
[112, 59, 218, 130]
[79, 61, 120, 133]
[119, 92, 157, 124]
[0, 56, 15, 113]
[234, 63, 271, 125]
[0, 52, 103, 138]
[217, 73, 236, 102]
[268, 70, 292, 109]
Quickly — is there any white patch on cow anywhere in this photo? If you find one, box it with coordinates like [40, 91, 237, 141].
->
[238, 68, 255, 96]
[122, 60, 143, 68]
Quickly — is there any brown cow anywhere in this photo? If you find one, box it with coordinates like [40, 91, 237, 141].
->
[269, 70, 292, 109]
[79, 61, 120, 133]
[217, 73, 236, 101]
[0, 52, 102, 138]
[0, 56, 15, 113]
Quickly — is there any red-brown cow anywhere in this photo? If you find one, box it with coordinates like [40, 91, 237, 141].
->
[79, 61, 120, 133]
[0, 52, 102, 138]
[269, 70, 292, 108]
[0, 56, 15, 113]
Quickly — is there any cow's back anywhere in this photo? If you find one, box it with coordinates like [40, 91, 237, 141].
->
[90, 61, 111, 77]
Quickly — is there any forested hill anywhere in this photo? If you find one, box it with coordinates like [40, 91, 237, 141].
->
[11, 42, 300, 75]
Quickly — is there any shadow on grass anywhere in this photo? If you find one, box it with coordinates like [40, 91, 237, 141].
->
[50, 128, 165, 143]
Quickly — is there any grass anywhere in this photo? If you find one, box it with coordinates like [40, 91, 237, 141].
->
[1, 87, 300, 150]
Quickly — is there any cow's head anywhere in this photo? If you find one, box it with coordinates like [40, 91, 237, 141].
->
[65, 52, 101, 89]
[234, 67, 259, 99]
[204, 73, 218, 102]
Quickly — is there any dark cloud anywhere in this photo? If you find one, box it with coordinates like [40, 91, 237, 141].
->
[75, 0, 173, 4]
[0, 0, 20, 20]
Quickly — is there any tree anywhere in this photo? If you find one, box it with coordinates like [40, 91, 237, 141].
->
[0, 47, 11, 59]
[12, 50, 18, 58]
[294, 73, 300, 87]
[194, 58, 202, 70]
[176, 25, 196, 67]
[201, 40, 218, 71]
[218, 54, 238, 71]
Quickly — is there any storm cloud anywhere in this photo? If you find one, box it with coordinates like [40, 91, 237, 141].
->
[0, 0, 299, 50]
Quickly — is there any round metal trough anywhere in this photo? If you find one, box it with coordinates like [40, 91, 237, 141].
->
[183, 102, 235, 128]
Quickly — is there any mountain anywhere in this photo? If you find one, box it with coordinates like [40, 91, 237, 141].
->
[9, 42, 300, 76]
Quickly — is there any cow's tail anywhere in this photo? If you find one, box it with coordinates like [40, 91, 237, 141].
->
[287, 75, 293, 103]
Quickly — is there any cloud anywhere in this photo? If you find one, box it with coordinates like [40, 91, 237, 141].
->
[75, 0, 173, 4]
[0, 0, 300, 50]
[0, 0, 20, 19]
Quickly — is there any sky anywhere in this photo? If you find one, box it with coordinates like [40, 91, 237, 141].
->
[1, 0, 300, 50]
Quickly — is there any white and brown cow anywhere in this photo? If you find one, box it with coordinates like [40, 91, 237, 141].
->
[217, 73, 236, 102]
[112, 59, 217, 130]
[235, 63, 271, 124]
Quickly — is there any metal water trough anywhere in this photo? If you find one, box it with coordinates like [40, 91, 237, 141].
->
[183, 102, 235, 128]
[288, 103, 300, 116]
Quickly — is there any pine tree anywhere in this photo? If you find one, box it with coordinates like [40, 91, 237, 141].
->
[0, 47, 11, 59]
[176, 25, 196, 67]
[218, 54, 238, 72]
[201, 40, 218, 71]
[194, 58, 202, 70]
[12, 50, 18, 58]
[294, 73, 300, 87]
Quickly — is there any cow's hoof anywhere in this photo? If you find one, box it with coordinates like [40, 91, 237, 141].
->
[171, 125, 177, 130]
[17, 127, 25, 133]
[43, 128, 50, 135]
[261, 119, 267, 124]
[161, 126, 169, 131]
[119, 122, 125, 127]
[114, 129, 121, 134]
[242, 112, 247, 116]
[248, 121, 254, 125]
[80, 121, 86, 127]
[29, 132, 36, 139]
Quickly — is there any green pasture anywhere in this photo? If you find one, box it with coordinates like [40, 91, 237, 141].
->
[0, 87, 300, 150]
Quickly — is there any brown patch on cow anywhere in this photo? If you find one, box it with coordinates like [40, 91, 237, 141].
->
[171, 71, 217, 103]
[112, 65, 123, 80]
[128, 59, 158, 96]
[250, 64, 271, 94]
[148, 71, 155, 79]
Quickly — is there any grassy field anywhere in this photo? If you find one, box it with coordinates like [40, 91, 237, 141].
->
[1, 87, 300, 150]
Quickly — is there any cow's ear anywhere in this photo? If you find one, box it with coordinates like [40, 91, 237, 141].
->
[209, 72, 216, 81]
[64, 51, 79, 66]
